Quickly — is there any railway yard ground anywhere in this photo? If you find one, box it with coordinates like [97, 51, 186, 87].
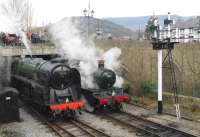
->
[0, 107, 55, 137]
[122, 104, 200, 136]
[0, 103, 200, 137]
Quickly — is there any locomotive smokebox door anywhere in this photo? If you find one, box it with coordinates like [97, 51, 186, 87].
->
[0, 87, 20, 123]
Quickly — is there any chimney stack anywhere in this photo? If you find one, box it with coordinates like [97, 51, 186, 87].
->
[98, 60, 104, 68]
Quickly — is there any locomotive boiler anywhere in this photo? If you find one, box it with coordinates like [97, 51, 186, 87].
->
[11, 58, 84, 120]
[80, 60, 129, 112]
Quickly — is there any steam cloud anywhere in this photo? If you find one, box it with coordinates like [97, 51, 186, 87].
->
[0, 0, 32, 55]
[0, 0, 32, 89]
[49, 18, 123, 88]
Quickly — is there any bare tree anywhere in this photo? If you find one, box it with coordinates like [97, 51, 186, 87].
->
[145, 15, 157, 40]
[0, 0, 34, 32]
[26, 1, 34, 32]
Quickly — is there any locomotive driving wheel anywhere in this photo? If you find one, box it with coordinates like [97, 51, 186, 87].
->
[48, 111, 56, 122]
[81, 95, 95, 113]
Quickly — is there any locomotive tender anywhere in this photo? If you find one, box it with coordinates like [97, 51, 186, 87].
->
[11, 58, 84, 120]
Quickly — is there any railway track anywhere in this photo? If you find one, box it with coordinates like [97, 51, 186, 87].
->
[128, 102, 200, 123]
[47, 119, 112, 137]
[27, 105, 111, 137]
[99, 111, 197, 137]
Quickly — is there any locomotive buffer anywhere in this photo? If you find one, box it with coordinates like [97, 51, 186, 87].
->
[151, 12, 180, 118]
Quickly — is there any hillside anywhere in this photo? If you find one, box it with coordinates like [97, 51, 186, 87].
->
[68, 16, 136, 38]
[104, 15, 193, 30]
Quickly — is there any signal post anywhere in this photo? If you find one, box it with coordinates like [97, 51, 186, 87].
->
[151, 13, 180, 117]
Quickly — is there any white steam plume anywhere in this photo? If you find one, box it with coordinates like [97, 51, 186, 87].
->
[0, 0, 32, 55]
[49, 18, 123, 88]
[0, 0, 32, 90]
[103, 47, 124, 87]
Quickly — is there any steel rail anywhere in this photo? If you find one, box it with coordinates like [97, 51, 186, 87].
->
[28, 104, 112, 137]
[71, 119, 112, 137]
[102, 113, 161, 137]
[53, 122, 78, 137]
[128, 102, 200, 122]
[103, 111, 197, 137]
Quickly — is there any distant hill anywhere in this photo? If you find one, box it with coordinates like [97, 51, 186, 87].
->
[68, 16, 136, 38]
[44, 16, 137, 39]
[104, 15, 193, 30]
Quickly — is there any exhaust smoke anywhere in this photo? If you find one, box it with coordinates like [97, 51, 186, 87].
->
[0, 0, 32, 55]
[0, 0, 32, 90]
[49, 18, 124, 89]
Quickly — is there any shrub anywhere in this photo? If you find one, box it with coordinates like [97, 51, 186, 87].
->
[132, 96, 140, 103]
[141, 80, 155, 95]
[191, 102, 199, 112]
[122, 79, 131, 93]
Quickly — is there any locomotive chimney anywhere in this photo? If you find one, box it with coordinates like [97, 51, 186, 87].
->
[98, 60, 104, 68]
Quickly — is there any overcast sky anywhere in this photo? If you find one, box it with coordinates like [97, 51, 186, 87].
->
[13, 0, 200, 25]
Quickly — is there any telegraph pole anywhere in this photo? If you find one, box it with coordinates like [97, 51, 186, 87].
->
[26, 0, 29, 33]
[83, 0, 95, 44]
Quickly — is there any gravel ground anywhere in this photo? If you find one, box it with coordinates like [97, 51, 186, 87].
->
[2, 104, 198, 137]
[0, 107, 142, 137]
[123, 103, 200, 136]
[79, 111, 139, 137]
[0, 108, 57, 137]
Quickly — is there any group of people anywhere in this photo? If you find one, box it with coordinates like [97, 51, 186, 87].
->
[27, 32, 49, 44]
[0, 31, 49, 46]
[0, 32, 22, 46]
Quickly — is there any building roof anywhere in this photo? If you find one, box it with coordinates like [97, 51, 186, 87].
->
[173, 17, 200, 29]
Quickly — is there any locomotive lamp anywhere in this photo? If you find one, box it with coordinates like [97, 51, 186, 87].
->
[151, 13, 180, 118]
[112, 91, 116, 96]
[66, 98, 69, 103]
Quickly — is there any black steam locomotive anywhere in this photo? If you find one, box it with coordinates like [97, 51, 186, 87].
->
[70, 60, 129, 112]
[11, 58, 84, 120]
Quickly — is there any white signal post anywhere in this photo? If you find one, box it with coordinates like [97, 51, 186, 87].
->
[157, 12, 171, 114]
[152, 13, 181, 117]
[157, 49, 162, 114]
[153, 15, 163, 114]
[167, 12, 171, 38]
[157, 13, 172, 114]
[152, 14, 163, 114]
